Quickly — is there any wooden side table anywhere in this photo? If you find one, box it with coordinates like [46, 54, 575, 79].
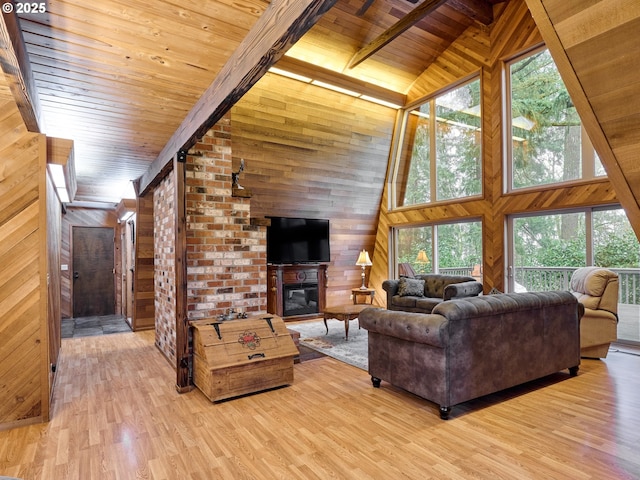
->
[352, 287, 375, 305]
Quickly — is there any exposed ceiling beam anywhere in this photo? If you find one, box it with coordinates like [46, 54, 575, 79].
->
[356, 0, 376, 16]
[0, 10, 43, 132]
[347, 0, 449, 69]
[137, 0, 337, 196]
[448, 0, 494, 25]
[347, 0, 495, 69]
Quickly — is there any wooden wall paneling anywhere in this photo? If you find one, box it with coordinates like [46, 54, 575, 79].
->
[60, 207, 118, 319]
[36, 135, 50, 422]
[0, 9, 43, 132]
[0, 85, 49, 427]
[407, 22, 490, 105]
[45, 170, 62, 403]
[231, 74, 395, 306]
[0, 114, 40, 225]
[525, 0, 640, 239]
[133, 193, 155, 331]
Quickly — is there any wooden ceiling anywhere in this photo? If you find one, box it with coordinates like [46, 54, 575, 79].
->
[6, 0, 502, 203]
[1, 0, 639, 227]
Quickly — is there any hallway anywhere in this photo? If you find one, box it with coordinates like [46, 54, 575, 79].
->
[61, 315, 131, 338]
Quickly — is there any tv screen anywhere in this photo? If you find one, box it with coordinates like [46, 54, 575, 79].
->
[267, 217, 330, 264]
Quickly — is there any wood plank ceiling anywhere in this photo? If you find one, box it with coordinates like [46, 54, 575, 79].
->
[11, 0, 502, 203]
[6, 0, 640, 227]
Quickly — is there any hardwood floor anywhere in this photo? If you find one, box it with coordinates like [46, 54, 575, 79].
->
[1, 332, 639, 479]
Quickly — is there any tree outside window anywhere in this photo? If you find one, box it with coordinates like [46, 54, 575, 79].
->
[395, 78, 482, 207]
[508, 48, 604, 188]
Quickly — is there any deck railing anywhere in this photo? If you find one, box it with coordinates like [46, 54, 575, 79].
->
[438, 266, 640, 305]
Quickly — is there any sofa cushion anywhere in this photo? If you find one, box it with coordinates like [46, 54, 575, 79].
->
[415, 296, 443, 312]
[571, 267, 607, 296]
[398, 277, 425, 297]
[570, 267, 618, 311]
[391, 295, 418, 309]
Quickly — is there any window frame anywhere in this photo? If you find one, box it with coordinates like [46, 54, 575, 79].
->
[391, 217, 483, 279]
[390, 73, 483, 210]
[504, 45, 606, 194]
[505, 204, 628, 292]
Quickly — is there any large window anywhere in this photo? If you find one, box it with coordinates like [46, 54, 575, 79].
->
[394, 78, 482, 207]
[507, 48, 605, 190]
[507, 206, 640, 343]
[395, 220, 482, 277]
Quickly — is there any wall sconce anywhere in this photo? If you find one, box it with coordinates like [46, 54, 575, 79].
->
[356, 249, 372, 289]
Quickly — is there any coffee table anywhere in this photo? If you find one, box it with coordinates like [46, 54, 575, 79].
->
[323, 303, 371, 341]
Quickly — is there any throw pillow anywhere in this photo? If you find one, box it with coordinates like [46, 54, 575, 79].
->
[398, 277, 425, 297]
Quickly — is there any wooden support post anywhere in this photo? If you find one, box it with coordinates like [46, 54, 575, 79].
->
[174, 154, 191, 392]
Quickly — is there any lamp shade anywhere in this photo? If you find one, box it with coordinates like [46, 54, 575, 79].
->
[356, 250, 372, 266]
[416, 250, 429, 264]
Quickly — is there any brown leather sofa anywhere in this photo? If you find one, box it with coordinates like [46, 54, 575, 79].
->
[570, 267, 619, 358]
[359, 291, 582, 419]
[382, 274, 483, 313]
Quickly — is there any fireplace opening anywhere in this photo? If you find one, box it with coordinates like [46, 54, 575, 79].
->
[283, 284, 319, 317]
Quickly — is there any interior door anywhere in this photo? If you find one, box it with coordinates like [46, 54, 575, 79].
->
[72, 226, 115, 317]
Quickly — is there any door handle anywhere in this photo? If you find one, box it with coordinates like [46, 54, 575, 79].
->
[73, 271, 79, 279]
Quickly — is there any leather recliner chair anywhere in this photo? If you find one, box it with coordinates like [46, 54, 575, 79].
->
[570, 267, 619, 358]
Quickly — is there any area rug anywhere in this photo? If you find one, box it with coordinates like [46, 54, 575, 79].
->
[288, 319, 368, 371]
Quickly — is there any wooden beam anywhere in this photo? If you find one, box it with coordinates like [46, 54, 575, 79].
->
[448, 0, 494, 25]
[174, 155, 190, 393]
[347, 0, 449, 69]
[138, 0, 337, 196]
[0, 10, 43, 132]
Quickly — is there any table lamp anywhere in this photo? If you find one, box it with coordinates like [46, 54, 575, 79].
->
[356, 249, 372, 289]
[416, 250, 429, 273]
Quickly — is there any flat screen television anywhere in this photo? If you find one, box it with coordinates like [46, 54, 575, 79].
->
[267, 216, 330, 264]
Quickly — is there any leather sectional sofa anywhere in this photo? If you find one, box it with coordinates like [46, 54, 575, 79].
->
[359, 291, 583, 419]
[382, 274, 483, 313]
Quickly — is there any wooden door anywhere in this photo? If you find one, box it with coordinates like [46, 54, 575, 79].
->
[72, 227, 115, 317]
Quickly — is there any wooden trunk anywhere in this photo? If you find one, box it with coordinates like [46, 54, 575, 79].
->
[191, 315, 299, 402]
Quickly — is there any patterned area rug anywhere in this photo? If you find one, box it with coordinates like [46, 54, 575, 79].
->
[288, 319, 368, 371]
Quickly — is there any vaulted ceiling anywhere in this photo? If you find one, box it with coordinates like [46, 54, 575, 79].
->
[5, 0, 504, 203]
[1, 0, 639, 233]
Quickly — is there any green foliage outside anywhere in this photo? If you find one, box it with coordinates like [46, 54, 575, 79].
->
[395, 48, 640, 299]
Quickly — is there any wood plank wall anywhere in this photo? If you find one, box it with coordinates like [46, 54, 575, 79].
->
[368, 0, 620, 301]
[133, 194, 155, 330]
[60, 207, 118, 319]
[45, 172, 61, 401]
[0, 85, 50, 428]
[231, 73, 396, 306]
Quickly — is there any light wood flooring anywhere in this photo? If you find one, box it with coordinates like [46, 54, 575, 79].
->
[1, 331, 639, 479]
